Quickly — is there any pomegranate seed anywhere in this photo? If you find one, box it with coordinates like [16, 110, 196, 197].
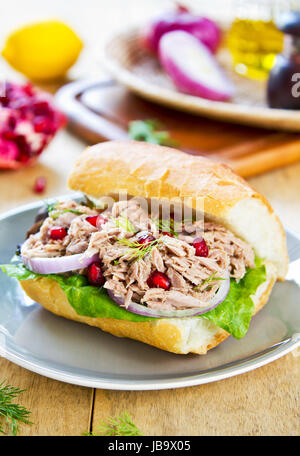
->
[147, 271, 171, 290]
[88, 262, 105, 287]
[2, 130, 16, 141]
[8, 116, 16, 130]
[0, 139, 19, 161]
[23, 83, 34, 96]
[193, 237, 209, 257]
[161, 231, 174, 237]
[0, 95, 9, 106]
[33, 176, 47, 194]
[137, 233, 155, 246]
[96, 215, 107, 230]
[176, 4, 189, 13]
[49, 226, 67, 240]
[32, 100, 50, 116]
[0, 82, 65, 169]
[33, 116, 54, 134]
[85, 215, 98, 227]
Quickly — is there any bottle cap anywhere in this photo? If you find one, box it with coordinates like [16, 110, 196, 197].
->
[277, 11, 300, 36]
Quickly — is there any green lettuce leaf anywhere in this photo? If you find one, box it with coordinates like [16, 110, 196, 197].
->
[203, 260, 266, 338]
[0, 263, 153, 323]
[1, 261, 266, 338]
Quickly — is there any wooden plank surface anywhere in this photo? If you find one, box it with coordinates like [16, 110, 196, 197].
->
[93, 353, 300, 436]
[0, 0, 300, 437]
[55, 79, 300, 178]
[0, 359, 93, 436]
[1, 127, 300, 437]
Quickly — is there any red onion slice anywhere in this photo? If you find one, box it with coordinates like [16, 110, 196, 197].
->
[22, 252, 99, 275]
[107, 273, 230, 318]
[158, 30, 234, 101]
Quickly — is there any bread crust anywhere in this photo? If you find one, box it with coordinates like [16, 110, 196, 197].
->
[68, 141, 288, 278]
[19, 141, 288, 354]
[68, 140, 256, 216]
[20, 262, 277, 355]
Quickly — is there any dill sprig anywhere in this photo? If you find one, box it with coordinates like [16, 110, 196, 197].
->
[0, 381, 32, 435]
[45, 200, 84, 220]
[117, 237, 163, 262]
[111, 215, 136, 233]
[45, 200, 58, 214]
[153, 218, 180, 237]
[194, 272, 227, 292]
[152, 216, 195, 237]
[87, 411, 143, 436]
[51, 208, 84, 220]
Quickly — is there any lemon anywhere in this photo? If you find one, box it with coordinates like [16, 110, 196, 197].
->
[2, 20, 83, 81]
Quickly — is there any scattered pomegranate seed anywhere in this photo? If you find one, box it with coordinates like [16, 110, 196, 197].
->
[96, 215, 107, 230]
[85, 215, 98, 227]
[33, 176, 47, 194]
[193, 237, 209, 257]
[137, 233, 155, 246]
[49, 226, 67, 240]
[161, 231, 174, 237]
[147, 271, 171, 290]
[88, 262, 105, 287]
[176, 3, 189, 13]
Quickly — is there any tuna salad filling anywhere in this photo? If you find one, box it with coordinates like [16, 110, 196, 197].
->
[20, 198, 256, 312]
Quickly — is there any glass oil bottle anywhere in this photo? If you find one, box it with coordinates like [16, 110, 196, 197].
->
[227, 0, 299, 79]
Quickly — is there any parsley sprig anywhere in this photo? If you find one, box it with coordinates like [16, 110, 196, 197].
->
[0, 381, 32, 435]
[128, 119, 177, 147]
[87, 411, 143, 436]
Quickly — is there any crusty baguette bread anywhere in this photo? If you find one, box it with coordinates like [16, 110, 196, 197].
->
[20, 261, 276, 354]
[68, 140, 288, 279]
[20, 141, 288, 354]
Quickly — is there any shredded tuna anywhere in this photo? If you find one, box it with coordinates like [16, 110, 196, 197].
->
[21, 200, 98, 258]
[21, 198, 257, 311]
[151, 247, 165, 272]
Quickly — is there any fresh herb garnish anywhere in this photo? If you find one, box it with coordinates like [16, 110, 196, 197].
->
[111, 215, 136, 233]
[51, 208, 84, 220]
[45, 200, 58, 214]
[153, 218, 180, 237]
[45, 200, 84, 220]
[117, 237, 163, 262]
[0, 381, 32, 435]
[152, 216, 195, 238]
[128, 119, 177, 147]
[194, 272, 226, 292]
[87, 411, 143, 436]
[1, 260, 266, 338]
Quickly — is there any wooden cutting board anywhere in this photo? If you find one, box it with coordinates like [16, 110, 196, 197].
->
[55, 78, 300, 178]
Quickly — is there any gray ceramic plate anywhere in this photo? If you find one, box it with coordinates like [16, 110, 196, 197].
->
[0, 199, 300, 390]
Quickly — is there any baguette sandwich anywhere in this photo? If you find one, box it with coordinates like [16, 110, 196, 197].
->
[2, 140, 288, 354]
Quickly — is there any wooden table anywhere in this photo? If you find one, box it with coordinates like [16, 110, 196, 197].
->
[1, 129, 300, 436]
[0, 0, 300, 437]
